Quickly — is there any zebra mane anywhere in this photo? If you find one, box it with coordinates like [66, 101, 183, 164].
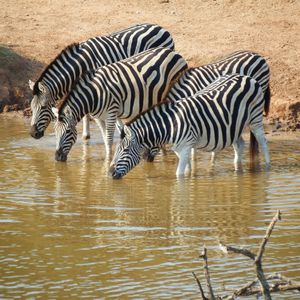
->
[125, 67, 193, 127]
[32, 43, 81, 95]
[57, 69, 96, 116]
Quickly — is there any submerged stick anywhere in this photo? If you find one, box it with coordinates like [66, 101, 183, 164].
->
[192, 271, 208, 300]
[200, 247, 216, 300]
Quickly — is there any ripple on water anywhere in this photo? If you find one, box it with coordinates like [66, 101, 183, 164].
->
[0, 120, 300, 299]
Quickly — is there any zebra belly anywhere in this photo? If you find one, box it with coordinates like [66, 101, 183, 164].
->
[195, 120, 248, 153]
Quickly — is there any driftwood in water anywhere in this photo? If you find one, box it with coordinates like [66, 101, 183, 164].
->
[193, 210, 300, 299]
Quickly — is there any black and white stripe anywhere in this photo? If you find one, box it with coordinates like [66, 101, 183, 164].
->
[143, 50, 271, 161]
[109, 74, 270, 178]
[29, 23, 175, 139]
[144, 50, 270, 161]
[52, 47, 187, 161]
[167, 50, 270, 113]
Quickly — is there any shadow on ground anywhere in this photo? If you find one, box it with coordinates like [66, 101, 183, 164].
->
[0, 45, 44, 113]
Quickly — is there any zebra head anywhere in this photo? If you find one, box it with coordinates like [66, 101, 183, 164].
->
[52, 106, 77, 162]
[29, 80, 55, 139]
[109, 126, 142, 179]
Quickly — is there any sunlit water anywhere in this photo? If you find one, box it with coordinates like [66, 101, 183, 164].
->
[0, 115, 300, 299]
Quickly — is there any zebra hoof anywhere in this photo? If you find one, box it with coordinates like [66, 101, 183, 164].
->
[82, 135, 91, 140]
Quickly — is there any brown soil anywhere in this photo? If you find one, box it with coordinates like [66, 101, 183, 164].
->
[1, 0, 299, 129]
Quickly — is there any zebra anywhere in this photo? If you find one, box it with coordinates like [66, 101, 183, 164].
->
[143, 50, 271, 161]
[109, 74, 270, 179]
[51, 47, 188, 161]
[29, 23, 175, 140]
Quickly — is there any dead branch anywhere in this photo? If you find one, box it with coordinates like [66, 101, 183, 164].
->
[219, 244, 255, 260]
[220, 210, 282, 300]
[193, 210, 300, 299]
[256, 210, 281, 263]
[193, 271, 209, 300]
[221, 273, 300, 299]
[199, 247, 216, 300]
[267, 273, 300, 288]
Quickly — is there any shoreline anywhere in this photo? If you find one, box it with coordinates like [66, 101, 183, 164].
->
[2, 111, 299, 141]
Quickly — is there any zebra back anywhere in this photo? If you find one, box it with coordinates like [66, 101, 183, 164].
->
[126, 74, 264, 151]
[111, 23, 175, 55]
[58, 47, 188, 122]
[111, 74, 268, 178]
[167, 50, 270, 115]
[33, 23, 175, 100]
[54, 47, 187, 161]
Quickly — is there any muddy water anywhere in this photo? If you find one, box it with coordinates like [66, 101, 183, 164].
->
[1, 115, 300, 299]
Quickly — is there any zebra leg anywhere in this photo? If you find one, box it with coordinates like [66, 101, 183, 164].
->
[233, 136, 245, 169]
[191, 147, 196, 160]
[174, 146, 192, 177]
[94, 118, 109, 154]
[210, 152, 216, 164]
[104, 114, 118, 159]
[250, 125, 270, 166]
[82, 115, 90, 140]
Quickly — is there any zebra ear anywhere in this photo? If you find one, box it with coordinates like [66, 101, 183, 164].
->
[63, 105, 76, 126]
[28, 80, 35, 90]
[38, 82, 46, 93]
[123, 125, 132, 138]
[64, 105, 73, 119]
[52, 107, 59, 119]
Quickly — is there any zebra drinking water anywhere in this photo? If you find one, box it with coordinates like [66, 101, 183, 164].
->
[29, 23, 175, 140]
[52, 47, 188, 161]
[144, 50, 271, 161]
[109, 74, 270, 178]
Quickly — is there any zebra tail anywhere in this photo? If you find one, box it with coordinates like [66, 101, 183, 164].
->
[264, 85, 271, 116]
[249, 131, 259, 162]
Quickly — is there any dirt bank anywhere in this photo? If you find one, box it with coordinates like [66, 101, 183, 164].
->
[1, 0, 299, 128]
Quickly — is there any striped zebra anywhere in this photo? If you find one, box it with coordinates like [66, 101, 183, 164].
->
[167, 50, 270, 112]
[29, 23, 175, 140]
[109, 74, 270, 179]
[144, 50, 270, 161]
[51, 47, 188, 161]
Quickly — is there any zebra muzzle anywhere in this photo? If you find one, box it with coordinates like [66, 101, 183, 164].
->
[55, 148, 68, 162]
[30, 124, 44, 139]
[112, 171, 123, 179]
[108, 164, 123, 179]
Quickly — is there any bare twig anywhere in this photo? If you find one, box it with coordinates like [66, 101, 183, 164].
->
[192, 271, 209, 300]
[267, 273, 300, 287]
[256, 210, 281, 263]
[219, 243, 255, 260]
[255, 210, 281, 300]
[222, 273, 300, 299]
[200, 247, 216, 300]
[227, 278, 258, 299]
[220, 210, 282, 300]
[194, 211, 300, 299]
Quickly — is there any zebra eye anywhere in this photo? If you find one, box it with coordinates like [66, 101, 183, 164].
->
[41, 105, 46, 109]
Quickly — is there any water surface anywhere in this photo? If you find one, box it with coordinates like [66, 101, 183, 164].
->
[1, 115, 300, 299]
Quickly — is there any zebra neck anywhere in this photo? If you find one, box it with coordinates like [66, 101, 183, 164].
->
[37, 42, 98, 101]
[131, 103, 173, 148]
[61, 72, 111, 123]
